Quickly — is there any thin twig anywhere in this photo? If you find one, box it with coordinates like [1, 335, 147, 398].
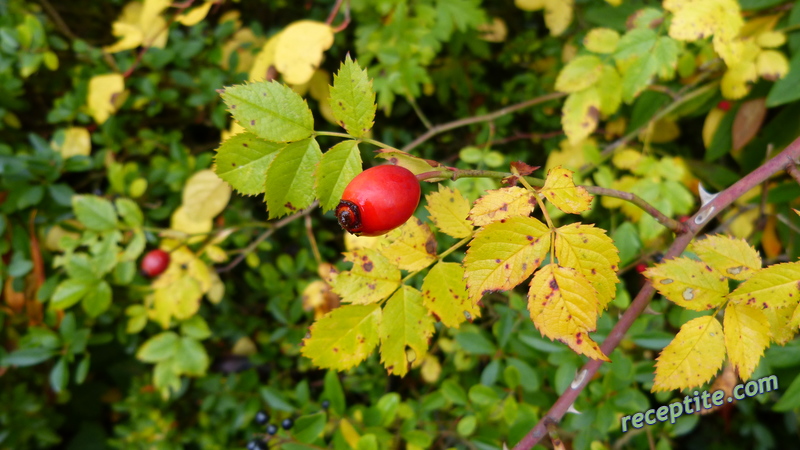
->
[513, 133, 800, 450]
[305, 214, 323, 266]
[405, 92, 433, 130]
[38, 0, 78, 40]
[217, 201, 318, 273]
[325, 0, 344, 25]
[492, 130, 563, 146]
[401, 92, 567, 153]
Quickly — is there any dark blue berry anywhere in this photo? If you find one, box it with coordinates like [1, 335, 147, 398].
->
[247, 439, 267, 450]
[281, 418, 294, 430]
[255, 410, 269, 426]
[266, 424, 278, 435]
[321, 400, 330, 410]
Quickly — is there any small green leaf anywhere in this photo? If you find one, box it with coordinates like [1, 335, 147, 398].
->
[49, 357, 69, 393]
[356, 434, 378, 450]
[265, 138, 322, 218]
[293, 412, 327, 443]
[180, 316, 212, 340]
[121, 230, 146, 262]
[1, 347, 56, 367]
[137, 331, 180, 362]
[441, 378, 468, 405]
[329, 55, 377, 138]
[174, 337, 209, 376]
[504, 364, 521, 389]
[115, 198, 143, 228]
[221, 81, 314, 143]
[468, 384, 499, 407]
[82, 280, 112, 318]
[260, 386, 296, 412]
[72, 195, 117, 231]
[75, 354, 91, 384]
[457, 415, 477, 436]
[64, 253, 97, 280]
[51, 278, 94, 310]
[455, 330, 496, 355]
[214, 132, 285, 196]
[315, 140, 362, 212]
[322, 370, 346, 416]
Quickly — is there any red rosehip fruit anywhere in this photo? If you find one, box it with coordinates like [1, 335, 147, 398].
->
[635, 263, 648, 274]
[717, 100, 731, 111]
[335, 165, 421, 236]
[141, 249, 170, 277]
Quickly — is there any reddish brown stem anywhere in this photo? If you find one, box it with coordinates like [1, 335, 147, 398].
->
[513, 137, 800, 450]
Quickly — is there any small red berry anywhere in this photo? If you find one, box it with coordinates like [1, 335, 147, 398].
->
[717, 100, 731, 111]
[336, 165, 421, 237]
[635, 263, 648, 274]
[141, 249, 170, 277]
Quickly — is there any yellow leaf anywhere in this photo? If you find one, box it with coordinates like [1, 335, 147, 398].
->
[344, 233, 384, 252]
[379, 218, 437, 272]
[641, 118, 680, 144]
[562, 87, 601, 145]
[53, 127, 91, 158]
[331, 249, 401, 305]
[104, 0, 170, 53]
[248, 34, 280, 81]
[87, 73, 125, 124]
[596, 65, 622, 116]
[301, 304, 382, 371]
[721, 61, 757, 100]
[724, 303, 770, 380]
[554, 223, 620, 310]
[182, 169, 232, 220]
[764, 306, 795, 345]
[425, 185, 473, 238]
[221, 28, 265, 73]
[756, 31, 786, 48]
[176, 0, 214, 26]
[545, 138, 599, 173]
[727, 261, 800, 309]
[273, 21, 334, 85]
[103, 22, 143, 53]
[468, 186, 536, 227]
[170, 205, 212, 243]
[207, 269, 224, 304]
[478, 17, 508, 42]
[515, 0, 573, 36]
[584, 28, 620, 54]
[527, 264, 608, 361]
[463, 216, 551, 301]
[702, 107, 727, 149]
[690, 234, 762, 281]
[643, 257, 728, 311]
[203, 245, 229, 263]
[379, 287, 435, 376]
[421, 262, 480, 328]
[666, 0, 743, 66]
[421, 354, 442, 383]
[611, 148, 643, 171]
[756, 50, 789, 81]
[339, 419, 361, 448]
[151, 274, 203, 327]
[540, 166, 593, 214]
[232, 336, 257, 356]
[555, 55, 604, 93]
[653, 315, 725, 392]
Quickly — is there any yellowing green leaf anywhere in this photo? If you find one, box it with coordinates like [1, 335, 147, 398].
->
[315, 140, 362, 212]
[727, 261, 800, 309]
[666, 0, 743, 66]
[374, 149, 447, 178]
[653, 315, 725, 392]
[764, 306, 795, 345]
[756, 50, 789, 81]
[176, 0, 214, 26]
[514, 0, 573, 36]
[527, 264, 608, 361]
[463, 216, 551, 301]
[379, 287, 435, 377]
[555, 223, 619, 310]
[170, 206, 212, 243]
[214, 131, 285, 196]
[690, 234, 761, 281]
[87, 73, 125, 124]
[468, 186, 536, 227]
[331, 249, 401, 305]
[562, 87, 601, 145]
[273, 20, 334, 85]
[596, 65, 622, 116]
[53, 127, 91, 159]
[421, 262, 479, 328]
[182, 170, 231, 221]
[724, 303, 770, 380]
[265, 138, 322, 218]
[248, 34, 280, 81]
[301, 304, 381, 371]
[540, 166, 593, 214]
[556, 55, 604, 93]
[379, 218, 437, 272]
[643, 257, 728, 311]
[722, 61, 757, 99]
[425, 185, 473, 238]
[584, 28, 620, 54]
[703, 107, 727, 149]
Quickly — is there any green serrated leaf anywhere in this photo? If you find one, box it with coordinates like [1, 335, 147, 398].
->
[221, 81, 314, 143]
[214, 132, 286, 196]
[265, 138, 322, 218]
[300, 304, 381, 371]
[82, 280, 112, 318]
[72, 195, 117, 231]
[315, 140, 362, 211]
[329, 55, 377, 138]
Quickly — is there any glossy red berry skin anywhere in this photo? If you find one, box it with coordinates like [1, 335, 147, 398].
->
[141, 249, 170, 277]
[336, 165, 421, 237]
[717, 100, 732, 111]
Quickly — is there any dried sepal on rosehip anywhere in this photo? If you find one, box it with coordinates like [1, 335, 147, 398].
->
[335, 165, 421, 236]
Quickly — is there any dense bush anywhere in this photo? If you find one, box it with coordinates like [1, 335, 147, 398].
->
[2, 1, 800, 449]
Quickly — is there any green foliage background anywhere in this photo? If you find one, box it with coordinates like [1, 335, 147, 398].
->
[2, 0, 800, 449]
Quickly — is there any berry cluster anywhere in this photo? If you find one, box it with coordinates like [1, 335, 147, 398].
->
[245, 410, 294, 449]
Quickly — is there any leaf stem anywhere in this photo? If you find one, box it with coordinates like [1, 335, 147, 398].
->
[401, 235, 472, 283]
[314, 131, 403, 152]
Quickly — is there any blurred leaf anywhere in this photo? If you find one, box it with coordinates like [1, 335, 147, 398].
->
[82, 280, 112, 318]
[136, 331, 180, 363]
[72, 195, 117, 231]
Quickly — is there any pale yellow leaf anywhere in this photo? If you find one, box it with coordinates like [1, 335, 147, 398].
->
[756, 31, 786, 48]
[653, 315, 725, 391]
[170, 205, 212, 243]
[331, 249, 401, 305]
[667, 0, 743, 66]
[176, 0, 214, 26]
[248, 34, 280, 81]
[555, 55, 604, 93]
[344, 233, 384, 252]
[562, 87, 601, 145]
[702, 107, 727, 149]
[87, 73, 125, 124]
[421, 262, 480, 328]
[103, 21, 143, 53]
[478, 17, 508, 42]
[207, 269, 224, 303]
[515, 0, 573, 36]
[763, 306, 795, 345]
[468, 186, 536, 227]
[721, 61, 757, 100]
[273, 20, 334, 85]
[53, 127, 91, 158]
[724, 303, 770, 380]
[596, 65, 622, 116]
[611, 148, 643, 171]
[463, 216, 551, 301]
[643, 257, 728, 311]
[378, 287, 435, 376]
[690, 234, 762, 281]
[756, 50, 789, 81]
[425, 185, 473, 238]
[555, 223, 620, 310]
[545, 138, 600, 173]
[584, 28, 620, 54]
[152, 274, 203, 327]
[727, 261, 800, 309]
[527, 264, 608, 361]
[540, 166, 593, 214]
[182, 169, 232, 220]
[379, 217, 437, 272]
